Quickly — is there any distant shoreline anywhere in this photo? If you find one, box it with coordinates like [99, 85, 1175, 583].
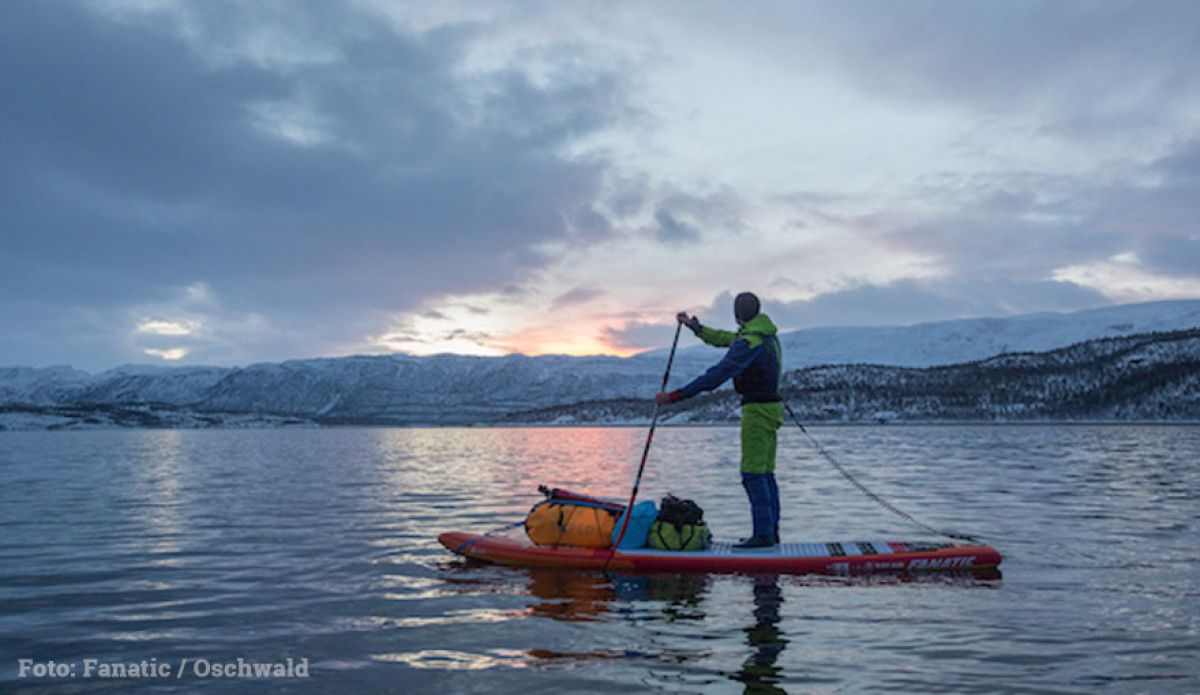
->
[3, 412, 1198, 433]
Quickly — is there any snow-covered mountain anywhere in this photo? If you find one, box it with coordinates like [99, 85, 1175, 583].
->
[2, 299, 1199, 427]
[506, 328, 1200, 425]
[657, 299, 1200, 370]
[0, 365, 93, 404]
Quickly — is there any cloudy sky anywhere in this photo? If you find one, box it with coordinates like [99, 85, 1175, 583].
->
[4, 0, 1200, 372]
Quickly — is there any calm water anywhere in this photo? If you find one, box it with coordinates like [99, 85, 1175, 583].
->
[1, 425, 1198, 694]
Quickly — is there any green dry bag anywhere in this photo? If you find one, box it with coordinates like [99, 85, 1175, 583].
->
[649, 519, 712, 551]
[647, 495, 712, 551]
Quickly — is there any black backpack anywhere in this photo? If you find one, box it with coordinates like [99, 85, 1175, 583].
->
[658, 494, 704, 527]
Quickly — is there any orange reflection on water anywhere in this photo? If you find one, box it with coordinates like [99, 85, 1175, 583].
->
[372, 426, 648, 505]
[485, 427, 647, 501]
[525, 569, 614, 622]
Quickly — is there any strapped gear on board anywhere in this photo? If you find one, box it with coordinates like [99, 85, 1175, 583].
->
[524, 488, 711, 551]
[525, 487, 623, 548]
[648, 494, 712, 551]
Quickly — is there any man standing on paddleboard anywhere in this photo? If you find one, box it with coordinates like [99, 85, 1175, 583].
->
[655, 292, 784, 549]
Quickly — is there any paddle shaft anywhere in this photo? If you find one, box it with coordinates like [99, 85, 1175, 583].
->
[607, 321, 683, 561]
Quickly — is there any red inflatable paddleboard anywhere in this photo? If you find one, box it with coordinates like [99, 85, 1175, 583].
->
[439, 531, 1001, 575]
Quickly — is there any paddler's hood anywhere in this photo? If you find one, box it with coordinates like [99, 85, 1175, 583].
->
[738, 313, 778, 337]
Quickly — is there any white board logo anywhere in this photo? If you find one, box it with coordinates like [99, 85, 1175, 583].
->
[906, 556, 976, 570]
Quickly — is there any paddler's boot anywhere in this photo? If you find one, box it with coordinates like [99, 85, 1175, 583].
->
[733, 535, 776, 550]
[734, 535, 782, 547]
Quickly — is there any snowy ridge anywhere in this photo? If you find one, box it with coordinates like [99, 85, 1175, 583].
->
[507, 328, 1200, 424]
[653, 300, 1200, 370]
[1, 300, 1199, 427]
[0, 366, 93, 404]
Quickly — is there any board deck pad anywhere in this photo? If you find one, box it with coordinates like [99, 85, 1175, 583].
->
[635, 540, 901, 557]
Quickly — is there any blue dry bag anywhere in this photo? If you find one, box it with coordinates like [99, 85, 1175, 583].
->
[611, 500, 658, 549]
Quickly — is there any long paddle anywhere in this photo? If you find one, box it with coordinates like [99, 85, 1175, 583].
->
[605, 320, 683, 569]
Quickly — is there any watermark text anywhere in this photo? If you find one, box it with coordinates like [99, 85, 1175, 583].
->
[16, 657, 309, 680]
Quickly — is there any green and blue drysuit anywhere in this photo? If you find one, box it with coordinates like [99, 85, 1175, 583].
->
[677, 313, 784, 540]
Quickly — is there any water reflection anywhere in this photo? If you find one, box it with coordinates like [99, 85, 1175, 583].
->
[733, 575, 788, 694]
[526, 570, 792, 693]
[615, 573, 710, 621]
[526, 569, 616, 622]
[440, 560, 1000, 692]
[122, 430, 185, 561]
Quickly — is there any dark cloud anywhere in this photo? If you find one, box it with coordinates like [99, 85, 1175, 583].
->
[565, 204, 616, 240]
[0, 2, 634, 369]
[1141, 235, 1200, 277]
[762, 280, 1108, 332]
[1155, 136, 1200, 183]
[884, 213, 1114, 282]
[734, 132, 1200, 338]
[577, 2, 1200, 352]
[840, 130, 1200, 288]
[781, 1, 1200, 125]
[1103, 135, 1200, 276]
[551, 287, 606, 309]
[4, 2, 1198, 370]
[653, 209, 701, 244]
[606, 173, 652, 218]
[601, 320, 669, 352]
[607, 278, 1109, 352]
[645, 186, 745, 245]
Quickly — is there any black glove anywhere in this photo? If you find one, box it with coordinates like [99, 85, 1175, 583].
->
[677, 312, 702, 334]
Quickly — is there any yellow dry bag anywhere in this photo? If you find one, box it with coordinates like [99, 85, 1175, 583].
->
[525, 501, 617, 548]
